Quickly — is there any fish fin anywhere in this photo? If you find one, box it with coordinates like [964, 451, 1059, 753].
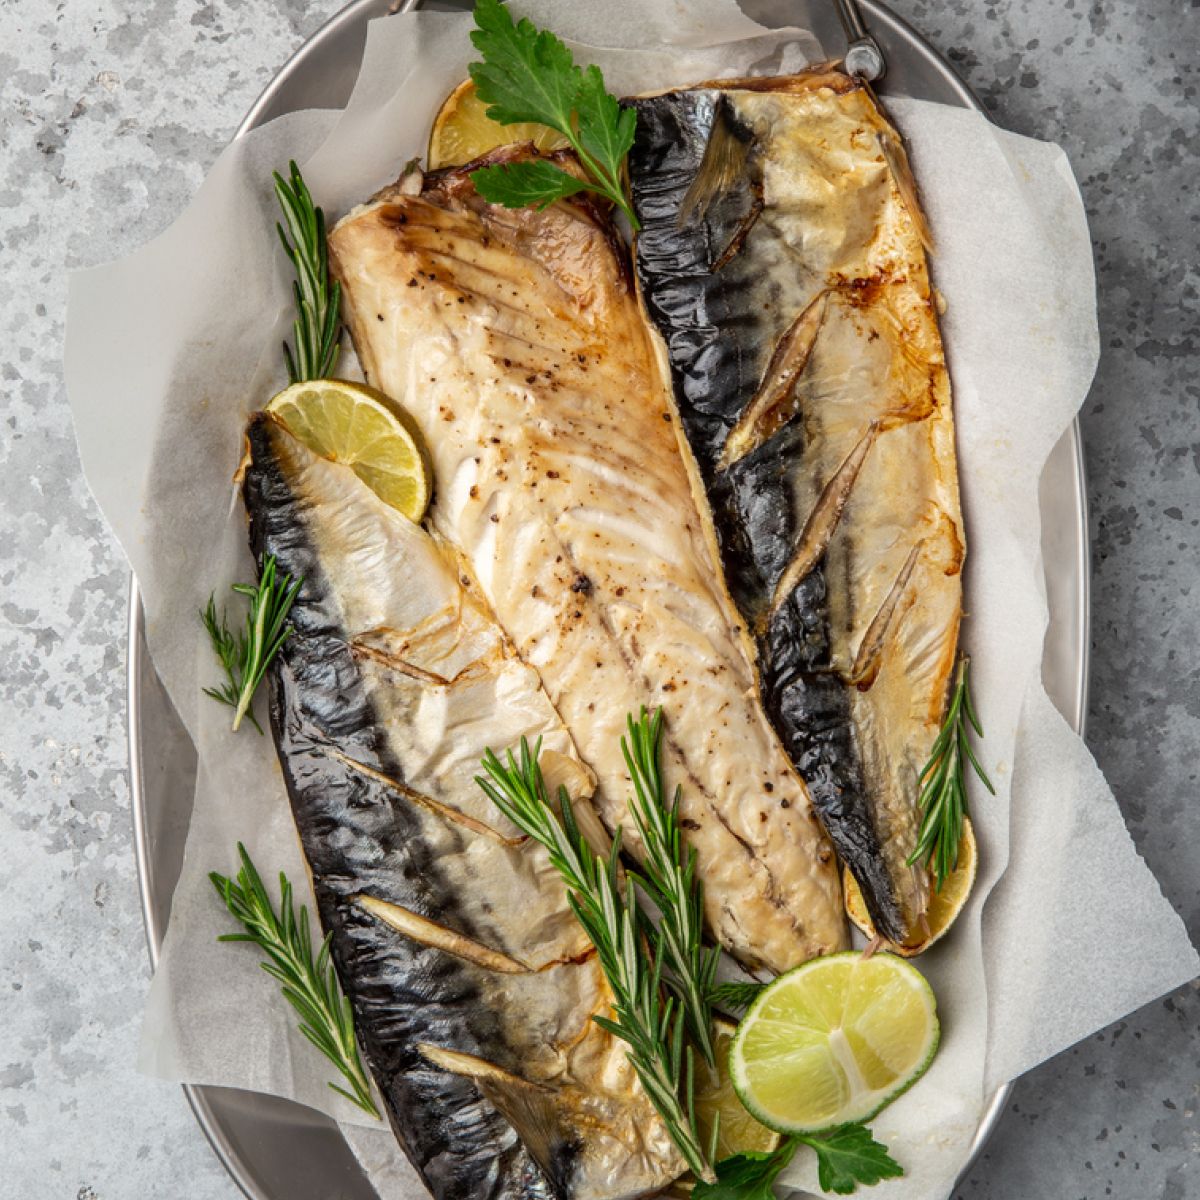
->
[417, 1045, 582, 1195]
[233, 429, 253, 486]
[329, 749, 526, 844]
[356, 894, 530, 973]
[849, 540, 923, 688]
[710, 190, 764, 273]
[719, 291, 831, 471]
[679, 96, 752, 225]
[769, 421, 880, 614]
[349, 631, 455, 686]
[351, 632, 505, 689]
[867, 85, 935, 255]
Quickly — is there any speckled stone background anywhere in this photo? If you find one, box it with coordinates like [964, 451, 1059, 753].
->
[1, 0, 1196, 1197]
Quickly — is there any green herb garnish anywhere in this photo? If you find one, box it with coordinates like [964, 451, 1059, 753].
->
[710, 979, 768, 1015]
[477, 737, 716, 1182]
[467, 0, 640, 228]
[274, 160, 342, 382]
[907, 654, 994, 889]
[696, 1126, 903, 1198]
[800, 1126, 906, 1195]
[200, 554, 301, 733]
[623, 707, 720, 1068]
[210, 843, 379, 1118]
[478, 716, 907, 1195]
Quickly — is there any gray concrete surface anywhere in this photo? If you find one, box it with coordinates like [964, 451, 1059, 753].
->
[0, 1, 1195, 1197]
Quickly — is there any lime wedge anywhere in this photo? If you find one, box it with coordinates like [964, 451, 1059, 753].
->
[266, 380, 430, 522]
[730, 952, 939, 1134]
[694, 1019, 781, 1161]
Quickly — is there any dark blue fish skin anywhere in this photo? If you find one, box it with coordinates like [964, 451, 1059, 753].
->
[243, 414, 561, 1200]
[626, 90, 907, 944]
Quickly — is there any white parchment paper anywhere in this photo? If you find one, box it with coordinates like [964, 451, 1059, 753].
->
[64, 2, 1198, 1198]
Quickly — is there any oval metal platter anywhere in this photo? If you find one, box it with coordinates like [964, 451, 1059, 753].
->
[127, 1, 1092, 1195]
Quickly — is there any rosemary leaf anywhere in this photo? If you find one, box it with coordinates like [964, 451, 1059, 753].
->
[907, 655, 994, 890]
[622, 707, 720, 1067]
[200, 554, 302, 733]
[210, 843, 379, 1118]
[274, 161, 342, 382]
[477, 738, 715, 1183]
[710, 979, 768, 1015]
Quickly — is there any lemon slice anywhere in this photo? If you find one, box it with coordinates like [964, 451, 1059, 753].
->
[694, 1019, 781, 1161]
[845, 819, 978, 957]
[730, 952, 939, 1134]
[266, 380, 430, 521]
[428, 79, 568, 169]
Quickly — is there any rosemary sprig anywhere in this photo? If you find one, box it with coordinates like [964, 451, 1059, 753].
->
[710, 979, 768, 1016]
[907, 655, 994, 890]
[622, 708, 719, 1068]
[210, 843, 380, 1118]
[477, 739, 716, 1183]
[274, 160, 342, 382]
[201, 554, 302, 733]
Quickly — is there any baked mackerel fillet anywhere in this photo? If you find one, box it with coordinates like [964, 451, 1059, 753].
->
[243, 413, 682, 1200]
[329, 149, 845, 974]
[626, 72, 965, 948]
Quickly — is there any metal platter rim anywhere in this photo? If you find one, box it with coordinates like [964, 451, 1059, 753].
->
[126, 1, 1092, 1194]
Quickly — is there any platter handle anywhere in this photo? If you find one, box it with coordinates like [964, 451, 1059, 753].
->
[832, 0, 886, 81]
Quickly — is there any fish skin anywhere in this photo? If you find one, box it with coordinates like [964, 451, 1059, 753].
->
[328, 147, 846, 975]
[626, 75, 965, 947]
[243, 413, 682, 1200]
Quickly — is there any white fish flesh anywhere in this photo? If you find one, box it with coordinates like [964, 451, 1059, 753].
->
[328, 149, 846, 973]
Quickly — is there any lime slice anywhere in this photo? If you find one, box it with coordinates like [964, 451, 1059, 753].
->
[266, 380, 430, 521]
[694, 1019, 781, 1160]
[428, 79, 568, 170]
[845, 819, 978, 957]
[730, 952, 939, 1134]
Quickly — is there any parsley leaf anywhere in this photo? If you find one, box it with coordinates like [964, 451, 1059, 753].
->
[692, 1143, 797, 1200]
[472, 158, 591, 210]
[693, 1126, 903, 1198]
[467, 0, 639, 228]
[468, 0, 579, 129]
[574, 63, 638, 175]
[798, 1125, 905, 1195]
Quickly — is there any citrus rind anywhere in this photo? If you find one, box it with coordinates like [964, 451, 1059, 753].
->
[428, 78, 568, 169]
[729, 951, 939, 1135]
[265, 379, 430, 522]
[844, 819, 978, 957]
[693, 1019, 781, 1161]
